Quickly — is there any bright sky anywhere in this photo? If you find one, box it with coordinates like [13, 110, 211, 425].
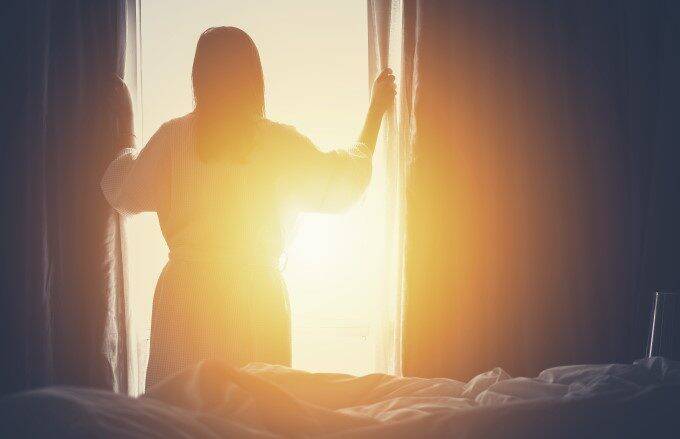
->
[126, 0, 394, 381]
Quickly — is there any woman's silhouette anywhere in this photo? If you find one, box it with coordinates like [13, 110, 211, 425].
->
[102, 27, 396, 391]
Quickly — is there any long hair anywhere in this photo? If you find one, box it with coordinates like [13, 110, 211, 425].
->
[192, 27, 265, 163]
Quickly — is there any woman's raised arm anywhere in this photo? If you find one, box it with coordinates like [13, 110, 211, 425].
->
[358, 68, 397, 154]
[281, 68, 396, 213]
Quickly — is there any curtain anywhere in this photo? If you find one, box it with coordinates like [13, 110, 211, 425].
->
[400, 0, 680, 379]
[1, 0, 129, 395]
[367, 0, 406, 374]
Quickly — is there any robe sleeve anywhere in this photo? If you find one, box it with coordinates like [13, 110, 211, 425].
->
[280, 125, 372, 213]
[100, 123, 171, 215]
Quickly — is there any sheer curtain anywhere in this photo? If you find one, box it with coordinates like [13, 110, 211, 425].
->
[122, 0, 143, 395]
[367, 0, 405, 375]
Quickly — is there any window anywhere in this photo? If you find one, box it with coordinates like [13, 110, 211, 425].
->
[124, 0, 402, 394]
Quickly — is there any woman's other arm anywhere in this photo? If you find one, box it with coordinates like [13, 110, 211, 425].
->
[100, 76, 170, 215]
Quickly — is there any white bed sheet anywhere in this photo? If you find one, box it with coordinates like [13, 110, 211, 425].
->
[2, 357, 679, 438]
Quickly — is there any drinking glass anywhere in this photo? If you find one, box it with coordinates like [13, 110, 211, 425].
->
[647, 292, 680, 360]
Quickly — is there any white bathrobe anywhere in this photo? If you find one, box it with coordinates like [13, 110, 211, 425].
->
[101, 113, 371, 390]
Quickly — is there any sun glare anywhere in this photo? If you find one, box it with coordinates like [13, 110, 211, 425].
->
[125, 0, 395, 387]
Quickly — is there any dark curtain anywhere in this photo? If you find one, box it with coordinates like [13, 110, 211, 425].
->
[402, 0, 680, 379]
[1, 0, 128, 395]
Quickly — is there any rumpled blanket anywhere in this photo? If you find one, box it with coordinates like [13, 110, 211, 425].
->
[2, 357, 680, 438]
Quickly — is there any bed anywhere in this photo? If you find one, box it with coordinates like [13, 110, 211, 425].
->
[2, 357, 679, 438]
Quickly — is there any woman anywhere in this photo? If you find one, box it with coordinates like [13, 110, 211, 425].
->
[102, 26, 395, 391]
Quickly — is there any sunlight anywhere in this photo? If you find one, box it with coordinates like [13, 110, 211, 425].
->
[125, 0, 396, 387]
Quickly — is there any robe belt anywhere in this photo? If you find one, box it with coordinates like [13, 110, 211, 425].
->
[168, 246, 279, 270]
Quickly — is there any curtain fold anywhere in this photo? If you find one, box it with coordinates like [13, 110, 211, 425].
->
[367, 0, 405, 375]
[1, 0, 128, 395]
[401, 0, 680, 379]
